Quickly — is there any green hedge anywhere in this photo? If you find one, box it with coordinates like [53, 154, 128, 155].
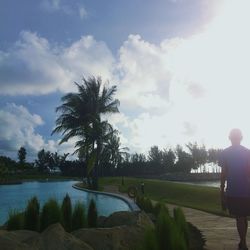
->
[87, 199, 97, 228]
[72, 201, 86, 231]
[136, 196, 188, 250]
[6, 195, 97, 232]
[61, 194, 72, 232]
[24, 196, 40, 231]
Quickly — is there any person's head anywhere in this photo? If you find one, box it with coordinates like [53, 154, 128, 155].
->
[229, 128, 243, 145]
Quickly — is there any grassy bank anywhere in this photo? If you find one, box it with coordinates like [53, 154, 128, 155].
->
[99, 177, 225, 216]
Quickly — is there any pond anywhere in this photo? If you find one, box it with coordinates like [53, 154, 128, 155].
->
[173, 180, 220, 188]
[0, 180, 131, 225]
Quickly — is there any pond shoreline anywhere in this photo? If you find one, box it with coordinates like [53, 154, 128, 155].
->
[73, 183, 140, 212]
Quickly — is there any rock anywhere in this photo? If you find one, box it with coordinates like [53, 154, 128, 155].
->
[0, 211, 154, 250]
[0, 224, 93, 250]
[102, 211, 138, 227]
[97, 215, 107, 227]
[28, 223, 93, 250]
[73, 211, 154, 250]
[0, 230, 33, 250]
[4, 230, 39, 243]
[102, 211, 153, 228]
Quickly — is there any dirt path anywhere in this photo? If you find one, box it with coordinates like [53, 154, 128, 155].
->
[103, 185, 250, 250]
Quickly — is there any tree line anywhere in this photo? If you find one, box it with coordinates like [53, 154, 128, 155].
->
[116, 144, 222, 176]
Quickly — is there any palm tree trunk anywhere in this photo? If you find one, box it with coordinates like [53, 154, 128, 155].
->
[92, 142, 100, 190]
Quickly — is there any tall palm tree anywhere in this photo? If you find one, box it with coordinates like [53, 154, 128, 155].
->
[103, 132, 129, 166]
[52, 76, 120, 189]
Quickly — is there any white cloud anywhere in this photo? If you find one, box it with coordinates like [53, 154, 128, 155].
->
[79, 6, 87, 19]
[116, 35, 174, 111]
[0, 103, 44, 157]
[0, 31, 114, 95]
[3, 0, 250, 155]
[0, 103, 76, 160]
[41, 0, 88, 20]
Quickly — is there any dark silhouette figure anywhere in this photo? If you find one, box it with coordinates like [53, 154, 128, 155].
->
[219, 129, 250, 250]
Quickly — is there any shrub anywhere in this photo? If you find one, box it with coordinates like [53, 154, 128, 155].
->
[143, 197, 154, 213]
[61, 194, 72, 232]
[173, 207, 189, 248]
[24, 196, 40, 231]
[136, 196, 154, 213]
[155, 208, 187, 250]
[87, 199, 97, 228]
[156, 209, 175, 250]
[40, 198, 61, 231]
[153, 202, 169, 217]
[7, 209, 23, 230]
[135, 195, 144, 209]
[140, 227, 158, 250]
[72, 201, 86, 231]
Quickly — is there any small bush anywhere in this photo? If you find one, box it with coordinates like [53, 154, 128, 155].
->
[87, 199, 97, 228]
[61, 194, 72, 232]
[155, 208, 187, 250]
[72, 201, 86, 231]
[153, 202, 169, 217]
[135, 195, 144, 209]
[140, 227, 158, 250]
[156, 209, 175, 250]
[174, 207, 189, 248]
[24, 196, 40, 231]
[7, 210, 23, 230]
[40, 198, 61, 231]
[136, 196, 154, 213]
[143, 197, 154, 213]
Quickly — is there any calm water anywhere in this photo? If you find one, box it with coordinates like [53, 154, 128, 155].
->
[0, 180, 131, 225]
[174, 180, 220, 188]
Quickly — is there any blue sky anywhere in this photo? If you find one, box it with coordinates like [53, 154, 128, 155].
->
[2, 0, 249, 161]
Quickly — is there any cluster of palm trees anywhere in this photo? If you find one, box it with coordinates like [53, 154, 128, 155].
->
[52, 77, 125, 190]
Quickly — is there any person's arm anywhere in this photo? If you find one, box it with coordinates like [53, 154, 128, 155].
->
[220, 165, 227, 192]
[218, 150, 227, 211]
[220, 165, 228, 211]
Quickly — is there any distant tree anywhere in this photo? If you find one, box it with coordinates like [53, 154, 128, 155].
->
[131, 153, 146, 163]
[0, 162, 8, 178]
[207, 148, 222, 164]
[148, 146, 163, 174]
[18, 147, 26, 165]
[186, 142, 207, 171]
[50, 152, 69, 170]
[0, 156, 17, 169]
[100, 131, 129, 176]
[35, 149, 53, 172]
[175, 145, 193, 173]
[148, 146, 162, 164]
[162, 148, 176, 172]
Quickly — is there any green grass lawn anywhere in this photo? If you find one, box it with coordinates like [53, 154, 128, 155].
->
[99, 177, 226, 216]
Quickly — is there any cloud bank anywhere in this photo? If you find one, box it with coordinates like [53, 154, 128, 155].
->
[0, 103, 76, 160]
[2, 0, 250, 157]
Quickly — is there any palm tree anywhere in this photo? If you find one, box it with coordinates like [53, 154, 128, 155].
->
[52, 76, 119, 189]
[100, 131, 129, 176]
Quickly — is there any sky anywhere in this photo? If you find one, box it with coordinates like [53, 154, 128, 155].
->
[1, 0, 250, 161]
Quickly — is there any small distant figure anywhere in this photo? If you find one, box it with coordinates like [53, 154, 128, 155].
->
[219, 128, 250, 250]
[141, 182, 145, 195]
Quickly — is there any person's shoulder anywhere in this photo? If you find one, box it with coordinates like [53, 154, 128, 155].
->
[239, 145, 250, 153]
[222, 146, 232, 153]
